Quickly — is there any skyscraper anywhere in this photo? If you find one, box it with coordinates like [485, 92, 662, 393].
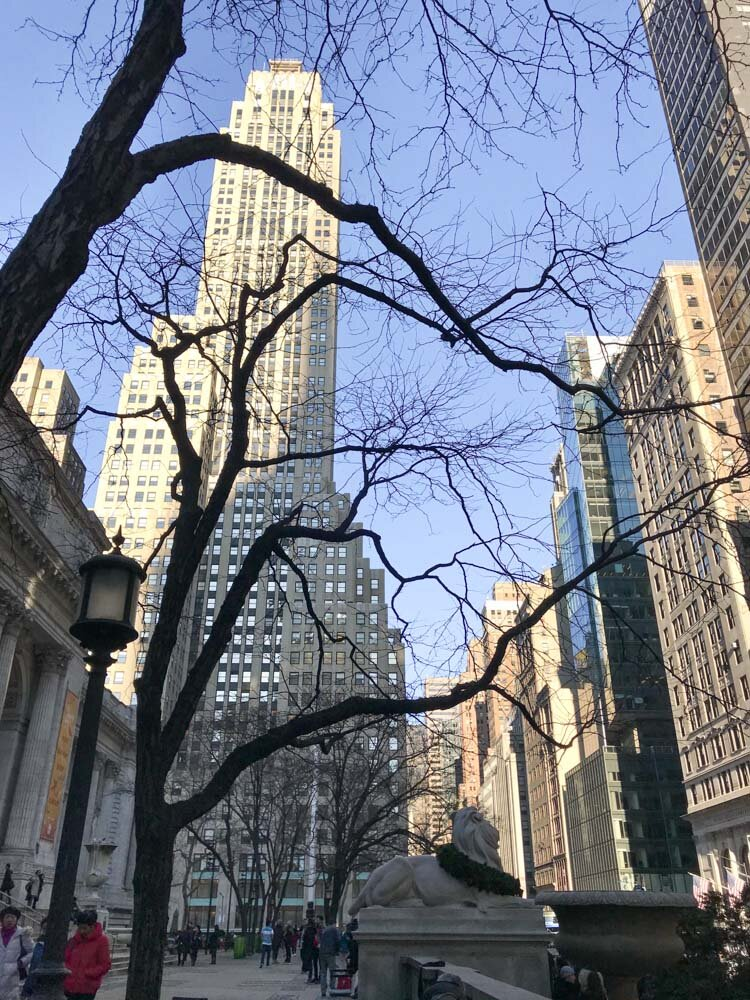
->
[94, 62, 406, 920]
[552, 335, 695, 890]
[514, 569, 584, 892]
[639, 1, 750, 416]
[615, 261, 750, 885]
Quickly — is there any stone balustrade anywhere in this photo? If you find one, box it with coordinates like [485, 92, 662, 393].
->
[402, 957, 549, 1000]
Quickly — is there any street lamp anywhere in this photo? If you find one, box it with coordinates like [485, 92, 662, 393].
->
[36, 530, 143, 1000]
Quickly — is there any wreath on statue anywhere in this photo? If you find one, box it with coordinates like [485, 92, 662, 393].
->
[436, 844, 522, 897]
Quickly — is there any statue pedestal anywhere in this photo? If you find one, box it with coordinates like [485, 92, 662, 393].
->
[357, 903, 551, 1000]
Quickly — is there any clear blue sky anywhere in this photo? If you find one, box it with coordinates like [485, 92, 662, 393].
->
[0, 2, 698, 680]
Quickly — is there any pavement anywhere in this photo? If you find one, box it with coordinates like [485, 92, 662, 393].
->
[98, 950, 327, 1000]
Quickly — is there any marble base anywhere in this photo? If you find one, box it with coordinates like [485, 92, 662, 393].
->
[357, 903, 551, 1000]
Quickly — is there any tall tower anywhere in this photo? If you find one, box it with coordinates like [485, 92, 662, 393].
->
[95, 63, 406, 922]
[551, 336, 696, 891]
[639, 1, 750, 417]
[614, 261, 750, 886]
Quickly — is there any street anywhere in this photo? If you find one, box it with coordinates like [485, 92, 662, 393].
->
[98, 950, 324, 1000]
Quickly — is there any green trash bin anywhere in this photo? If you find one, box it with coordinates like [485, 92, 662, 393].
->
[233, 936, 247, 959]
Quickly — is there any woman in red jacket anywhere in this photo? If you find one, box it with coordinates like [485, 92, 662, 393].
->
[63, 911, 111, 1000]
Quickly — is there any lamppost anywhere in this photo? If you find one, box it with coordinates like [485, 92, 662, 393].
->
[36, 531, 143, 1000]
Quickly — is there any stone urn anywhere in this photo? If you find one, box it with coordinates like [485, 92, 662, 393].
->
[536, 891, 695, 1000]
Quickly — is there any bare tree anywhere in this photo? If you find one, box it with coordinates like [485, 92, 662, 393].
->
[2, 5, 743, 1000]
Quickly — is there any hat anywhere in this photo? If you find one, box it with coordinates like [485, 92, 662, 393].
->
[560, 967, 576, 977]
[76, 909, 98, 926]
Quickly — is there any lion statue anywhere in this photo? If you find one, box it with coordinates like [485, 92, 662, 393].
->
[349, 807, 514, 914]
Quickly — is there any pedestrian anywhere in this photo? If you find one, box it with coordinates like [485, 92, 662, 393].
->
[63, 910, 111, 1000]
[259, 921, 273, 969]
[207, 925, 220, 966]
[0, 868, 13, 898]
[28, 876, 42, 912]
[175, 928, 187, 967]
[22, 918, 45, 997]
[291, 926, 299, 955]
[553, 965, 580, 1000]
[300, 918, 317, 983]
[283, 924, 293, 963]
[272, 922, 283, 964]
[318, 918, 340, 999]
[0, 907, 33, 1000]
[578, 970, 608, 1000]
[189, 927, 201, 967]
[342, 920, 359, 999]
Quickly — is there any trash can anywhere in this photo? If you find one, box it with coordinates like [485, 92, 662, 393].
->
[233, 936, 247, 959]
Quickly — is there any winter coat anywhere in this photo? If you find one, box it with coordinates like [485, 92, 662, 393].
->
[63, 924, 111, 997]
[0, 926, 33, 1000]
[319, 925, 340, 957]
[300, 924, 317, 958]
[21, 940, 44, 997]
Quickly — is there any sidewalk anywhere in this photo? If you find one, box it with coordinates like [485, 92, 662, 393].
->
[98, 950, 324, 1000]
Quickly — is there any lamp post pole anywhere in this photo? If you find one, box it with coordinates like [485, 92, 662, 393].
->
[34, 532, 143, 1000]
[34, 650, 114, 1000]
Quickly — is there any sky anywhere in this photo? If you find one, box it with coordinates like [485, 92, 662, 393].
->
[0, 1, 699, 680]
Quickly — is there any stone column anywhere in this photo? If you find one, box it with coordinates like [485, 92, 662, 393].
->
[0, 618, 22, 715]
[2, 645, 68, 852]
[108, 762, 136, 892]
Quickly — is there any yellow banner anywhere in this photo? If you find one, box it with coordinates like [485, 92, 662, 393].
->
[40, 690, 79, 842]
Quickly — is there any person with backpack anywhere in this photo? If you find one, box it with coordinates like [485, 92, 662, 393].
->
[0, 907, 33, 1000]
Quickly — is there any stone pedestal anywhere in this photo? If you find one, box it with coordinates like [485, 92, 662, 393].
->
[535, 891, 695, 1000]
[357, 903, 551, 1000]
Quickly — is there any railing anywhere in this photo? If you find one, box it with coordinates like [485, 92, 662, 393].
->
[401, 957, 549, 1000]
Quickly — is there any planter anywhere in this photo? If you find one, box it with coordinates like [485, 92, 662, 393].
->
[535, 891, 695, 1000]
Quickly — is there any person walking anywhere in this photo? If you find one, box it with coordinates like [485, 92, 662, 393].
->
[578, 970, 608, 1000]
[318, 918, 341, 999]
[342, 920, 359, 999]
[259, 922, 273, 969]
[283, 925, 293, 963]
[300, 918, 317, 983]
[271, 922, 283, 964]
[28, 877, 42, 913]
[63, 910, 111, 1000]
[207, 926, 220, 966]
[0, 868, 13, 899]
[175, 929, 188, 967]
[553, 966, 580, 1000]
[291, 926, 299, 956]
[21, 917, 45, 997]
[0, 907, 33, 1000]
[189, 927, 201, 967]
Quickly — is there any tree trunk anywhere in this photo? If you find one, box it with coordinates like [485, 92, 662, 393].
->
[125, 820, 175, 1000]
[327, 869, 348, 926]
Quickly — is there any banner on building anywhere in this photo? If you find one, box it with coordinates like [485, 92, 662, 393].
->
[39, 689, 79, 842]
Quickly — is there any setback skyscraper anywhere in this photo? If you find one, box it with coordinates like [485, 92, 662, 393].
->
[95, 61, 405, 922]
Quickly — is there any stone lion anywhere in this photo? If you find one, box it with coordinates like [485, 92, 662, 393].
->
[349, 807, 514, 914]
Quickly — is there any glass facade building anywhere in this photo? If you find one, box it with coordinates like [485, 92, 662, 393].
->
[552, 336, 695, 889]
